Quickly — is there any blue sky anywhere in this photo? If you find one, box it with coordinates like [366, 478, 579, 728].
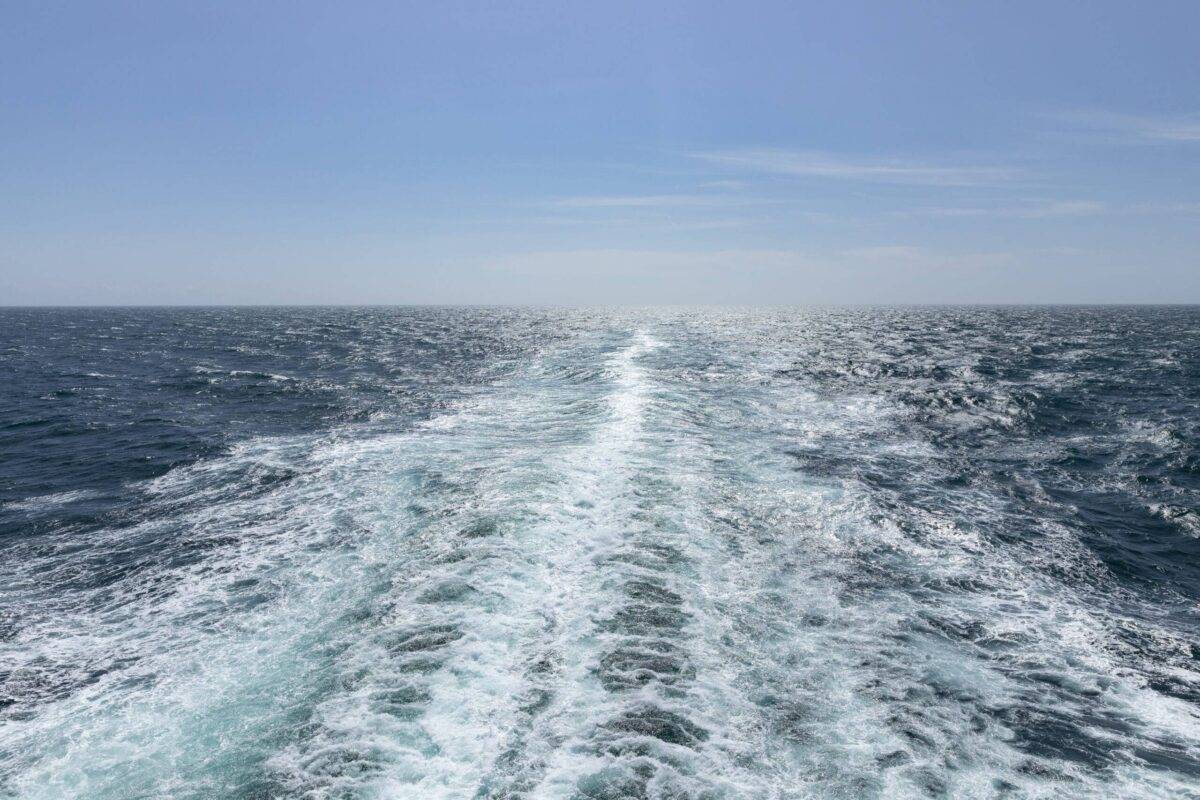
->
[2, 1, 1198, 304]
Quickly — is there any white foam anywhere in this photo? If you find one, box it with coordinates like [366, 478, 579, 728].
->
[5, 488, 102, 511]
[3, 320, 1197, 799]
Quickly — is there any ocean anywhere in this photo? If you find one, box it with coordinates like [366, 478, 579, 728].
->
[1, 306, 1198, 799]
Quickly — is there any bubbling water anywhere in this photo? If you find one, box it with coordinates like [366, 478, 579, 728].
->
[2, 308, 1199, 799]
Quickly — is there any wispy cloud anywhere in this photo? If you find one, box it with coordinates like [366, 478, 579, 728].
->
[835, 245, 1019, 270]
[1052, 110, 1200, 143]
[839, 245, 928, 261]
[904, 199, 1200, 219]
[1147, 201, 1200, 214]
[548, 193, 760, 209]
[690, 149, 1016, 186]
[527, 215, 752, 231]
[900, 200, 1107, 219]
[483, 245, 1023, 277]
[698, 180, 749, 190]
[481, 248, 817, 275]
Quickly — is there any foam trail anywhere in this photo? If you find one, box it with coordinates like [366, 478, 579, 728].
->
[3, 311, 1199, 800]
[0, 330, 619, 798]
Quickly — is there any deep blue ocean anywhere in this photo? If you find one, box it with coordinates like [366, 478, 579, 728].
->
[1, 306, 1198, 799]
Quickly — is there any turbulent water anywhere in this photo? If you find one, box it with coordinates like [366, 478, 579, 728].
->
[1, 306, 1199, 800]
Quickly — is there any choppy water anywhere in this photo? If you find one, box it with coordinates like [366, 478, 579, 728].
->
[1, 306, 1199, 799]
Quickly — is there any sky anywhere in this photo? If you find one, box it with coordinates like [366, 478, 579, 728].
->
[2, 0, 1199, 305]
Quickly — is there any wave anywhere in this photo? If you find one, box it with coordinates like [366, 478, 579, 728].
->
[2, 308, 1198, 799]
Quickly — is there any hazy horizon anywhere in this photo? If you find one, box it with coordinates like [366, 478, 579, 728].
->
[3, 1, 1199, 305]
[5, 301, 1200, 310]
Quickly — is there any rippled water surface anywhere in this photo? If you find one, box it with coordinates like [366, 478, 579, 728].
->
[1, 306, 1198, 799]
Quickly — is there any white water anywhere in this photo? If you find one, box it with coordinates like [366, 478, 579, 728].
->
[2, 325, 1198, 799]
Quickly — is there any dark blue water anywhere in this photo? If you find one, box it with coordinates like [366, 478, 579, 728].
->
[1, 307, 1198, 798]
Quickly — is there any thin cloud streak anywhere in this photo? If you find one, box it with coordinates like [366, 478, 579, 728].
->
[902, 200, 1200, 219]
[482, 245, 1028, 276]
[899, 200, 1108, 219]
[549, 193, 763, 209]
[690, 149, 1016, 186]
[1052, 110, 1200, 143]
[527, 215, 752, 231]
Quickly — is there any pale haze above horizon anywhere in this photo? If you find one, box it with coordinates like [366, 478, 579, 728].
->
[2, 1, 1199, 306]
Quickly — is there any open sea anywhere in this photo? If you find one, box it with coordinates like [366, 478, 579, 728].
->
[1, 306, 1198, 799]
